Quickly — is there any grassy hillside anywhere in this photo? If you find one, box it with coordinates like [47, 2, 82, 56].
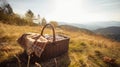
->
[58, 25, 94, 35]
[0, 22, 120, 67]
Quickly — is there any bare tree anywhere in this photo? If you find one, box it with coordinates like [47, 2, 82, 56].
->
[25, 9, 34, 19]
[0, 0, 13, 14]
[41, 17, 47, 26]
[38, 14, 41, 25]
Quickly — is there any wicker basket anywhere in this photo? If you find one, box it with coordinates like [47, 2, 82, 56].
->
[17, 24, 70, 61]
[39, 24, 70, 61]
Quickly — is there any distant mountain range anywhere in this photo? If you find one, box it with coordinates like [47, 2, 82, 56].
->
[58, 21, 120, 30]
[94, 26, 120, 41]
[94, 26, 120, 35]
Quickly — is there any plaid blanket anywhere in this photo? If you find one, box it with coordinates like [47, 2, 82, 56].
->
[17, 33, 48, 57]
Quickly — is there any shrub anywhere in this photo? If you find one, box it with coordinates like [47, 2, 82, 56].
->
[80, 42, 86, 46]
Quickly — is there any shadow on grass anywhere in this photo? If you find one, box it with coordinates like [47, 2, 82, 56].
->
[0, 51, 71, 67]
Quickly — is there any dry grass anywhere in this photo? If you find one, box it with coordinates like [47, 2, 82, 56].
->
[0, 22, 120, 67]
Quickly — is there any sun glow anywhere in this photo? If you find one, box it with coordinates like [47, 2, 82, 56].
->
[8, 0, 120, 24]
[45, 0, 113, 24]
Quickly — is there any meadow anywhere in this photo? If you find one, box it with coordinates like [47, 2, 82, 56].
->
[0, 22, 120, 67]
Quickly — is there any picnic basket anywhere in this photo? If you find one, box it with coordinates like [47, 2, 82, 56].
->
[18, 24, 70, 61]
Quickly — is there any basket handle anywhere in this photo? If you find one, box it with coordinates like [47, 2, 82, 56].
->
[40, 24, 56, 42]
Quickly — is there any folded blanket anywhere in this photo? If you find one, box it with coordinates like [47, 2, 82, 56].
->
[17, 33, 48, 57]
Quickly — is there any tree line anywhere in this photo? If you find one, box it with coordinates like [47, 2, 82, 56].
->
[0, 0, 59, 27]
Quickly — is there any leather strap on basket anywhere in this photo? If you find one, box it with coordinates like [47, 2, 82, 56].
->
[40, 24, 56, 42]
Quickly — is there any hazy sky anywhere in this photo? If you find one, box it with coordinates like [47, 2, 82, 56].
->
[6, 0, 120, 23]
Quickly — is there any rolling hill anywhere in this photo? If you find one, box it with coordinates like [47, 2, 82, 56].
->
[58, 25, 94, 35]
[94, 27, 120, 41]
